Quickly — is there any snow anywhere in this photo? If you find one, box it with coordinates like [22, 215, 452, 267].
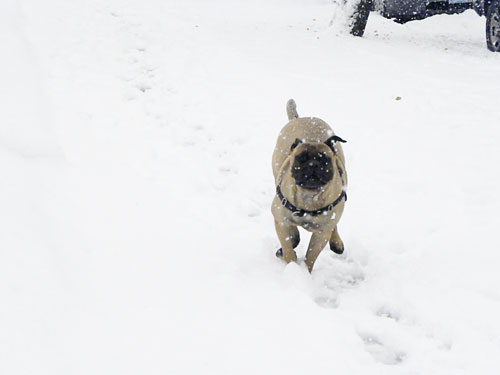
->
[1, 0, 500, 373]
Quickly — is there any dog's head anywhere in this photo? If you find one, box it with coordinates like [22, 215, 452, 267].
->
[289, 136, 346, 190]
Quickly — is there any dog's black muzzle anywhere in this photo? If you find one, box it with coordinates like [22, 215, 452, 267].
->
[291, 150, 333, 190]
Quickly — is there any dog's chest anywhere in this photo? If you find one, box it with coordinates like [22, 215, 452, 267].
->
[289, 211, 335, 232]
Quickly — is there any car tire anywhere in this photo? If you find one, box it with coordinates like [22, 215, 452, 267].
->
[349, 0, 373, 37]
[486, 0, 500, 52]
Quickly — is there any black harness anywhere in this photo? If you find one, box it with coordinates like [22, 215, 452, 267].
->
[276, 185, 347, 218]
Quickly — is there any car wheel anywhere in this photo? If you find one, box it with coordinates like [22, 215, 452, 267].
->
[486, 0, 500, 52]
[349, 0, 373, 37]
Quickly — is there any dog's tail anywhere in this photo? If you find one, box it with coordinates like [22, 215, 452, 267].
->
[286, 99, 299, 120]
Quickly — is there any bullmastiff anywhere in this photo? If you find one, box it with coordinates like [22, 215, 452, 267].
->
[271, 99, 348, 272]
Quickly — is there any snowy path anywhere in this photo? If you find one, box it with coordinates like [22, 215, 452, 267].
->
[2, 0, 500, 374]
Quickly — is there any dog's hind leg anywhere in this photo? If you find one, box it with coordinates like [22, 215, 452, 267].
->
[275, 225, 300, 258]
[274, 221, 299, 263]
[329, 226, 344, 255]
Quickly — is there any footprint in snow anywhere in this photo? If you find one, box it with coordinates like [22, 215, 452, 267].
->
[375, 305, 401, 322]
[373, 304, 453, 352]
[359, 333, 407, 365]
[311, 255, 365, 309]
[136, 82, 151, 93]
[314, 291, 339, 309]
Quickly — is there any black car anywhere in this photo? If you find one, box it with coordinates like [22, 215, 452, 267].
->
[349, 0, 500, 52]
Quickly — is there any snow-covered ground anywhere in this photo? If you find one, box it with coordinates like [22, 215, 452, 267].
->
[2, 0, 500, 373]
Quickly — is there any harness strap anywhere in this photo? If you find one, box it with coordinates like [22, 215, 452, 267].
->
[276, 185, 346, 217]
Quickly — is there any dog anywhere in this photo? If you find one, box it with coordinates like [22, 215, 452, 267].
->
[271, 99, 347, 272]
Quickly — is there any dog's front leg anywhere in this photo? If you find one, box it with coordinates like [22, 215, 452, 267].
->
[274, 220, 298, 264]
[305, 229, 333, 272]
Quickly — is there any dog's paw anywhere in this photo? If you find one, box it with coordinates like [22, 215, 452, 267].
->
[276, 235, 300, 258]
[330, 242, 344, 255]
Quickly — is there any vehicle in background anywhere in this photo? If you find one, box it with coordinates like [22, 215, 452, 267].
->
[349, 0, 500, 52]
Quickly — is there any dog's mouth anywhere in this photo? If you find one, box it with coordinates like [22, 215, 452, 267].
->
[295, 178, 327, 190]
[291, 151, 333, 190]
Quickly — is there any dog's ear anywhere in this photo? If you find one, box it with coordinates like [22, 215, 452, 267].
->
[290, 138, 303, 152]
[325, 135, 346, 154]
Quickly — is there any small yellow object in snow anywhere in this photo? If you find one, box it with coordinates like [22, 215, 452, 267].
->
[395, 96, 402, 101]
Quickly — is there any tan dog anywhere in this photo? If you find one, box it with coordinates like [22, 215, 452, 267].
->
[271, 99, 347, 272]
